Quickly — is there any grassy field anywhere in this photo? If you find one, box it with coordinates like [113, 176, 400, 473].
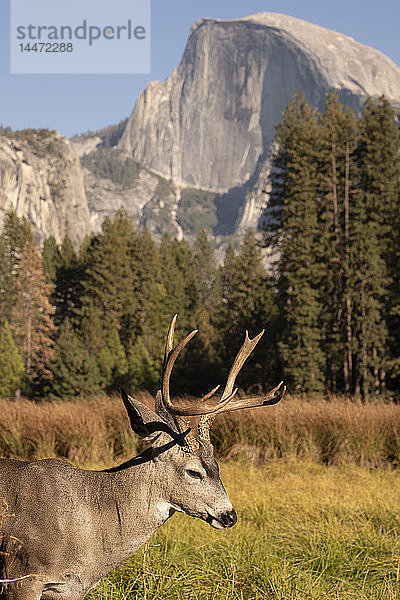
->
[2, 393, 400, 467]
[87, 460, 400, 600]
[2, 395, 400, 598]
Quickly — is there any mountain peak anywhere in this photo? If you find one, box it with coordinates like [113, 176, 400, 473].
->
[191, 12, 400, 102]
[120, 13, 400, 197]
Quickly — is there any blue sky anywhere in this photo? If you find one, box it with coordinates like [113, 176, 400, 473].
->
[1, 0, 399, 137]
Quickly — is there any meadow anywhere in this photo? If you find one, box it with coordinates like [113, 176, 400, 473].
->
[88, 461, 400, 600]
[2, 394, 400, 599]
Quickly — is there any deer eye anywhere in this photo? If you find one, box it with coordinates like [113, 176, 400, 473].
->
[186, 469, 204, 481]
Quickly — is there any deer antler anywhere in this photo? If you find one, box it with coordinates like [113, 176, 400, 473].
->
[160, 315, 237, 417]
[158, 315, 285, 449]
[198, 331, 286, 443]
[214, 329, 265, 405]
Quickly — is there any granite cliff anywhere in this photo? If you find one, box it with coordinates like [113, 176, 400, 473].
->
[119, 12, 400, 234]
[2, 13, 400, 248]
[0, 130, 91, 248]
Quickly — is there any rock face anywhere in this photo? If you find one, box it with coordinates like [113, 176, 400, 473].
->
[0, 131, 91, 248]
[83, 165, 182, 240]
[2, 13, 400, 249]
[120, 12, 400, 233]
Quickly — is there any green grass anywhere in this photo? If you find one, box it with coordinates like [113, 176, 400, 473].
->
[87, 461, 400, 599]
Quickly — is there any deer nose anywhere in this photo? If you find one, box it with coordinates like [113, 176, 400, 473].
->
[219, 509, 237, 528]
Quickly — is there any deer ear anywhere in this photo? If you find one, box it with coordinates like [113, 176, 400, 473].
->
[120, 389, 187, 446]
[120, 389, 164, 442]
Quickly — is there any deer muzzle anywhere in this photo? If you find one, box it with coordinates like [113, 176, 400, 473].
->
[207, 508, 237, 529]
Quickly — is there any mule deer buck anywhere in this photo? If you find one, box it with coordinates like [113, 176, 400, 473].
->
[0, 315, 285, 600]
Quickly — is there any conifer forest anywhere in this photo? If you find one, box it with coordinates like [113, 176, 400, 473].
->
[1, 93, 400, 401]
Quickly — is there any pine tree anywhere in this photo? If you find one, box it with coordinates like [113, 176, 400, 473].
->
[192, 229, 218, 307]
[358, 97, 400, 245]
[135, 231, 165, 325]
[11, 241, 56, 387]
[98, 328, 129, 390]
[127, 336, 158, 392]
[79, 209, 139, 352]
[319, 92, 359, 392]
[354, 96, 399, 396]
[270, 94, 326, 392]
[218, 232, 278, 387]
[172, 305, 222, 396]
[53, 236, 83, 326]
[159, 234, 188, 323]
[0, 209, 34, 326]
[350, 189, 388, 398]
[172, 238, 199, 329]
[218, 242, 238, 365]
[1, 209, 34, 258]
[262, 92, 400, 396]
[133, 230, 171, 374]
[0, 235, 10, 325]
[78, 302, 105, 358]
[0, 321, 25, 397]
[159, 234, 200, 346]
[50, 319, 101, 398]
[159, 235, 213, 393]
[42, 236, 61, 284]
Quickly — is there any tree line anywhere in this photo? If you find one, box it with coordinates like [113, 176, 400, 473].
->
[265, 92, 400, 397]
[0, 209, 275, 399]
[0, 92, 399, 400]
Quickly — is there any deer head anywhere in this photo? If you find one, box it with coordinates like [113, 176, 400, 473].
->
[121, 314, 285, 529]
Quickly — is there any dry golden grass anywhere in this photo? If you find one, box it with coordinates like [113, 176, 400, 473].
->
[215, 394, 400, 467]
[0, 393, 138, 466]
[0, 393, 400, 468]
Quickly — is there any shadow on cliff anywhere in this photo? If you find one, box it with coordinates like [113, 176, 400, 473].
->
[213, 146, 273, 237]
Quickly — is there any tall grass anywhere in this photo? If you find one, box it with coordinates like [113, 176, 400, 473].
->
[87, 461, 400, 600]
[214, 395, 400, 467]
[1, 394, 400, 467]
[0, 393, 137, 466]
[2, 395, 400, 597]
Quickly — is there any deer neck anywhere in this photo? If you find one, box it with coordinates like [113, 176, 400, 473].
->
[91, 450, 175, 568]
